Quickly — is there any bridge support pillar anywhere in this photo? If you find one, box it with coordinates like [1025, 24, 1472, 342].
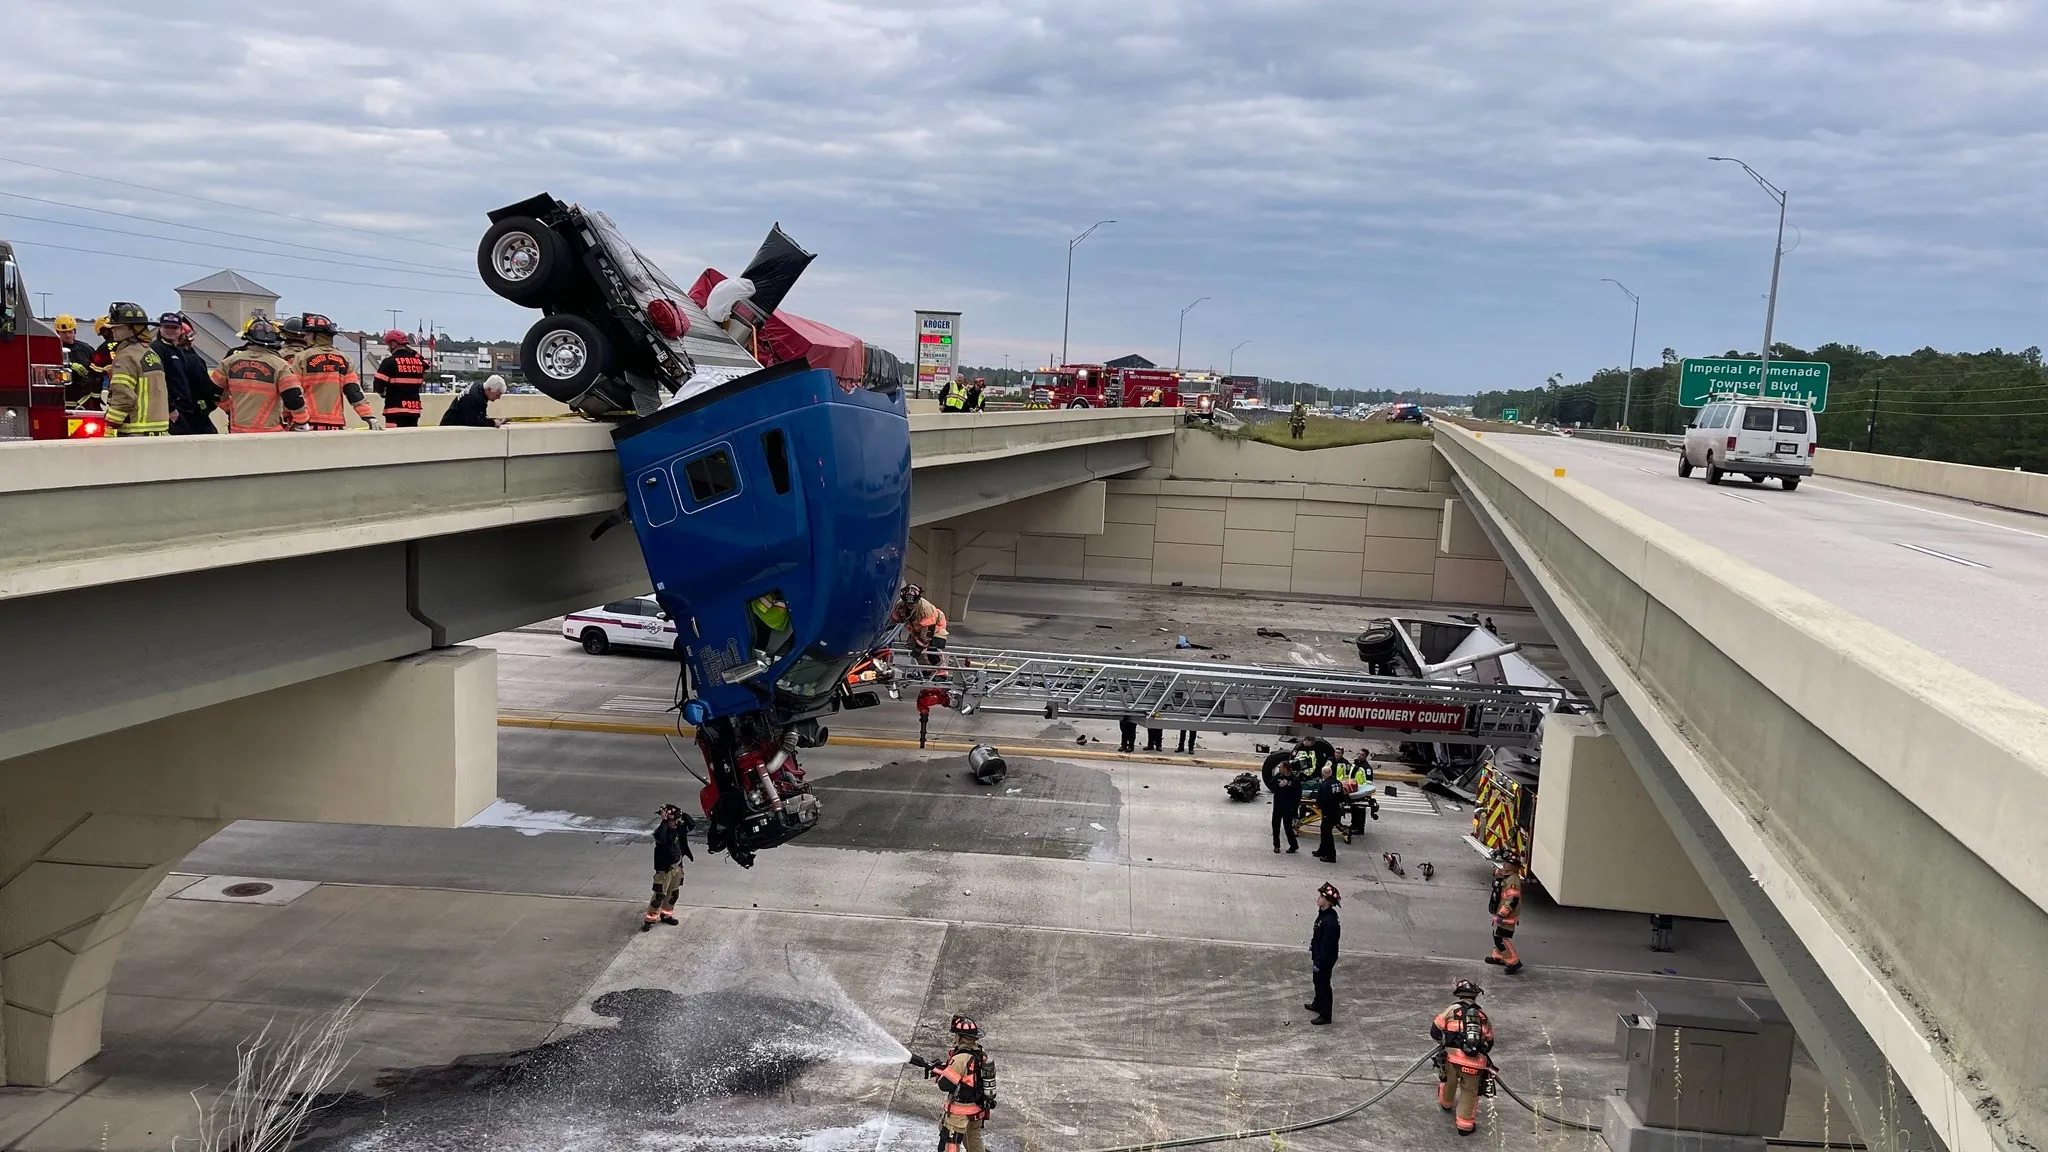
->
[0, 646, 496, 1086]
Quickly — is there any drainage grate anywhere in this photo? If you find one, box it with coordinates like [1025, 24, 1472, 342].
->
[221, 881, 275, 898]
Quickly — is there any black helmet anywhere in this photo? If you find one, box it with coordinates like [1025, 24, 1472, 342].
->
[950, 1015, 980, 1039]
[1454, 979, 1483, 1000]
[1317, 882, 1341, 905]
[245, 317, 283, 349]
[280, 315, 305, 338]
[658, 803, 684, 821]
[106, 301, 150, 329]
[899, 583, 923, 604]
[301, 312, 335, 337]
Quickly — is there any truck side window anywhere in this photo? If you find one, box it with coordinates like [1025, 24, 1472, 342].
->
[683, 450, 737, 504]
[762, 428, 791, 495]
[1742, 407, 1776, 432]
[1777, 409, 1808, 434]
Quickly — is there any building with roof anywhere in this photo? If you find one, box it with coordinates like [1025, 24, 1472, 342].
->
[1105, 353, 1157, 369]
[175, 270, 279, 363]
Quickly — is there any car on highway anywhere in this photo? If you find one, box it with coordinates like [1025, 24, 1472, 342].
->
[1679, 397, 1816, 489]
[561, 597, 679, 655]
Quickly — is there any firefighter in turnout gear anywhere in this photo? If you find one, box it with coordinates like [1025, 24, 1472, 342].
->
[890, 584, 950, 670]
[373, 329, 427, 427]
[1486, 850, 1525, 974]
[1289, 400, 1307, 439]
[1430, 980, 1496, 1135]
[642, 804, 695, 930]
[910, 1015, 995, 1152]
[292, 314, 379, 429]
[102, 302, 170, 436]
[212, 318, 309, 433]
[54, 315, 99, 405]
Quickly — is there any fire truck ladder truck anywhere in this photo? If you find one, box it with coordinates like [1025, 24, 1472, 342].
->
[885, 646, 1566, 750]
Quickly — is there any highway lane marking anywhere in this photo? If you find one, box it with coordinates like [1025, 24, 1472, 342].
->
[1721, 491, 1763, 505]
[813, 784, 1118, 808]
[1805, 481, 2048, 543]
[1894, 542, 1989, 569]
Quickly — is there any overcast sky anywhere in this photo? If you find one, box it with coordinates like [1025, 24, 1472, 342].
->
[3, 0, 2042, 390]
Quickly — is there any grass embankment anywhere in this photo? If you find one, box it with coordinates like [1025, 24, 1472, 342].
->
[1235, 416, 1433, 450]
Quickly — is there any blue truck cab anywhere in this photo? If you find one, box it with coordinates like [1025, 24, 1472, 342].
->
[612, 359, 911, 728]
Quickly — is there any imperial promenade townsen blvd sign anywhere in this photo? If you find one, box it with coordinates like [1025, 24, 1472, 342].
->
[1679, 358, 1831, 411]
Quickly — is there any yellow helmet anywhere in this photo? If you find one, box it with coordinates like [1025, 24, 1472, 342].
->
[94, 315, 111, 336]
[53, 314, 77, 334]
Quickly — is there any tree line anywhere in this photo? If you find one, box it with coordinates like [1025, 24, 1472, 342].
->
[1471, 344, 2048, 471]
[957, 365, 1473, 409]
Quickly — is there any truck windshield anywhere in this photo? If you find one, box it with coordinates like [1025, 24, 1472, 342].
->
[776, 646, 857, 699]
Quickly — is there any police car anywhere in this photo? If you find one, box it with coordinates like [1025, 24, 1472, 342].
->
[561, 597, 679, 655]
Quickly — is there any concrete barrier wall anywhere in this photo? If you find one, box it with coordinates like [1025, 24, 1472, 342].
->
[1437, 425, 2045, 1152]
[1816, 447, 2048, 515]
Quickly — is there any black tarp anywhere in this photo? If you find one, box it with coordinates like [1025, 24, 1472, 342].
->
[738, 224, 816, 319]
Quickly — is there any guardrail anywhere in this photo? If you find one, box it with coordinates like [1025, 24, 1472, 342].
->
[1566, 429, 1683, 449]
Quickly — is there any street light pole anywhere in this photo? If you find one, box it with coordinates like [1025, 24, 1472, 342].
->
[1710, 157, 1789, 398]
[1175, 297, 1209, 371]
[1229, 339, 1251, 376]
[1062, 220, 1115, 367]
[1601, 279, 1640, 429]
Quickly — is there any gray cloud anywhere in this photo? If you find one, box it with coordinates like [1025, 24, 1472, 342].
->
[2, 0, 2042, 385]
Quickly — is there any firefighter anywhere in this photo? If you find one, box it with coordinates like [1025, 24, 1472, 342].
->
[1289, 400, 1307, 439]
[910, 1015, 995, 1152]
[278, 314, 309, 358]
[372, 328, 427, 427]
[940, 376, 968, 412]
[211, 318, 309, 433]
[1311, 762, 1344, 863]
[964, 377, 986, 411]
[1144, 386, 1164, 407]
[293, 314, 380, 430]
[642, 804, 695, 931]
[53, 315, 98, 405]
[86, 315, 116, 406]
[1336, 755, 1379, 832]
[1430, 980, 1495, 1135]
[1486, 850, 1525, 974]
[1270, 756, 1302, 853]
[891, 584, 949, 669]
[1305, 882, 1340, 1024]
[101, 302, 170, 437]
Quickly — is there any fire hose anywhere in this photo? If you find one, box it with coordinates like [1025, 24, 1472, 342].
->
[1070, 1047, 1868, 1152]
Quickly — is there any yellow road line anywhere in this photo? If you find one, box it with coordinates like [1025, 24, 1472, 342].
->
[495, 713, 1425, 780]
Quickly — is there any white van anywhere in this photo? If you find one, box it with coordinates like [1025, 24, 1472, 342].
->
[1679, 397, 1816, 490]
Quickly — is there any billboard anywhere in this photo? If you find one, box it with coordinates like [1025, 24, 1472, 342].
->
[914, 311, 961, 395]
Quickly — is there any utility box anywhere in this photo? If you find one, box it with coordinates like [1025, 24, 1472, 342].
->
[1616, 992, 1793, 1138]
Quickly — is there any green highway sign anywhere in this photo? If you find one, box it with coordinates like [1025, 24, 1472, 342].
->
[1678, 358, 1831, 411]
[1500, 408, 1520, 422]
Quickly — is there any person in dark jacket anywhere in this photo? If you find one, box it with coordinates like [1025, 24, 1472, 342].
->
[1117, 715, 1137, 754]
[643, 803, 696, 931]
[1269, 756, 1302, 854]
[1306, 882, 1341, 1024]
[1312, 763, 1345, 862]
[153, 313, 218, 435]
[440, 374, 505, 427]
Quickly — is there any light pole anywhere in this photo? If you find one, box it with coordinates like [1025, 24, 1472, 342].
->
[1710, 156, 1788, 400]
[1601, 279, 1640, 429]
[34, 292, 50, 317]
[1175, 296, 1209, 371]
[1062, 220, 1115, 367]
[1228, 339, 1251, 376]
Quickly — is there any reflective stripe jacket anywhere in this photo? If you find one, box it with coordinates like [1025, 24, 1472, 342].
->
[213, 347, 305, 433]
[1431, 1001, 1495, 1071]
[293, 343, 372, 427]
[104, 337, 169, 435]
[933, 1045, 987, 1116]
[372, 348, 427, 415]
[893, 597, 949, 644]
[1492, 874, 1523, 930]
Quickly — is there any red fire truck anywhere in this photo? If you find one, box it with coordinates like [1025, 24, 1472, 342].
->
[1025, 364, 1182, 409]
[0, 240, 84, 442]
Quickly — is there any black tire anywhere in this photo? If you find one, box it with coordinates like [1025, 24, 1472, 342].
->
[521, 314, 612, 403]
[580, 627, 611, 656]
[1782, 476, 1801, 490]
[1677, 451, 1694, 478]
[1705, 456, 1724, 485]
[478, 217, 566, 305]
[1066, 398, 1092, 409]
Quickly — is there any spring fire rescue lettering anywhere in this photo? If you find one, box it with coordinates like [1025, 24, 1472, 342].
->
[1291, 695, 1468, 732]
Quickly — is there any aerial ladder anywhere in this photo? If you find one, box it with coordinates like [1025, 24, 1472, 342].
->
[877, 645, 1567, 750]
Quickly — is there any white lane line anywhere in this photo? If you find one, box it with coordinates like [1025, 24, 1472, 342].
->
[1806, 481, 2048, 542]
[600, 694, 675, 713]
[1894, 542, 1989, 569]
[1721, 491, 1763, 505]
[1637, 467, 1664, 475]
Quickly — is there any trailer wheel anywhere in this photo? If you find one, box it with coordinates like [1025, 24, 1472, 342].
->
[521, 314, 611, 403]
[478, 216, 565, 305]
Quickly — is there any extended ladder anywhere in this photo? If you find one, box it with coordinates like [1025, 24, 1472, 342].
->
[886, 646, 1565, 747]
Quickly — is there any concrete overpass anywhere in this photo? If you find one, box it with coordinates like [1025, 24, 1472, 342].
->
[1436, 425, 2044, 1152]
[0, 406, 1173, 1086]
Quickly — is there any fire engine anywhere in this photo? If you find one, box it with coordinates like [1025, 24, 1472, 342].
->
[1024, 364, 1182, 409]
[0, 240, 106, 441]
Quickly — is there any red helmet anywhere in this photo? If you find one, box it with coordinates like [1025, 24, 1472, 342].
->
[383, 329, 408, 346]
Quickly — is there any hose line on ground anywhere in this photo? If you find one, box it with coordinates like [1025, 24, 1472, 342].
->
[1070, 1048, 1868, 1152]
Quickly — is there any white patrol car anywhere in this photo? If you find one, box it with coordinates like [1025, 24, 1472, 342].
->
[561, 596, 679, 655]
